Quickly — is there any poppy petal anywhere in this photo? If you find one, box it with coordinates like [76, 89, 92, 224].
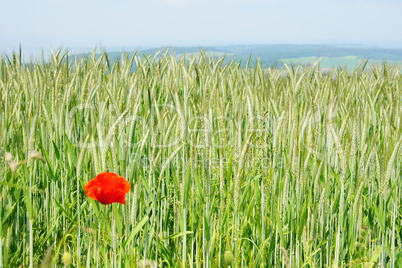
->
[84, 179, 101, 200]
[116, 176, 131, 193]
[84, 172, 130, 205]
[96, 188, 126, 205]
[96, 172, 119, 185]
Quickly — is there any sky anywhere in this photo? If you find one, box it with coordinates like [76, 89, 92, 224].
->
[1, 0, 402, 55]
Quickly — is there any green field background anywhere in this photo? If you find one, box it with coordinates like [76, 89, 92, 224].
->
[1, 51, 402, 267]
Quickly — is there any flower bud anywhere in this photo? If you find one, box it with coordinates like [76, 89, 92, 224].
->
[9, 162, 19, 173]
[137, 259, 158, 268]
[5, 152, 13, 162]
[29, 150, 44, 161]
[224, 250, 235, 266]
[62, 252, 72, 266]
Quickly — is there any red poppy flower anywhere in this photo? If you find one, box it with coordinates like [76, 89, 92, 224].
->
[84, 172, 130, 205]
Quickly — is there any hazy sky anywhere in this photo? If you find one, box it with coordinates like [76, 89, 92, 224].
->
[1, 0, 402, 54]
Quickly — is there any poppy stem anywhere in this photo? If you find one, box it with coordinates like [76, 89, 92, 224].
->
[112, 205, 117, 267]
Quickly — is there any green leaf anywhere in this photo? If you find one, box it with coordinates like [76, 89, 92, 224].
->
[123, 216, 149, 247]
[297, 202, 308, 239]
[163, 231, 193, 240]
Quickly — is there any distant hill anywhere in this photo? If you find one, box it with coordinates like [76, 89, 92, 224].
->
[74, 44, 402, 70]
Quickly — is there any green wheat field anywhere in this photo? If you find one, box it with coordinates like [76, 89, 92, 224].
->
[1, 50, 402, 267]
